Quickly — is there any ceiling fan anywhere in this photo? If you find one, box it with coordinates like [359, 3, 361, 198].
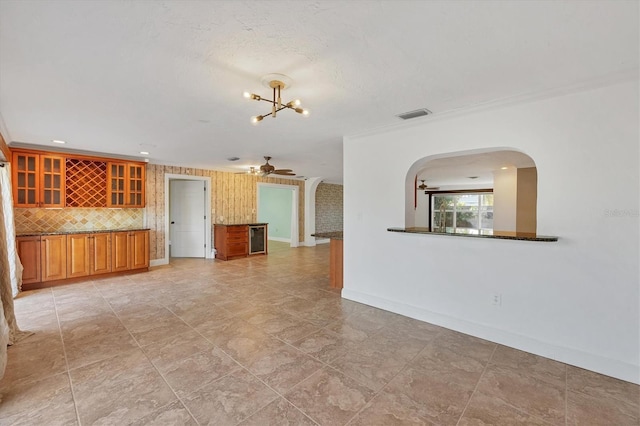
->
[417, 180, 439, 190]
[259, 156, 295, 176]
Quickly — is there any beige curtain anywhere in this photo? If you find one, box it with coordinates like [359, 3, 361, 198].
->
[0, 164, 31, 381]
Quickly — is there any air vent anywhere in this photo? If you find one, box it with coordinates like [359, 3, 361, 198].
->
[396, 108, 432, 120]
[227, 157, 240, 162]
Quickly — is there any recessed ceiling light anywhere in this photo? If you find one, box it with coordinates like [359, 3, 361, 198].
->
[52, 139, 66, 144]
[140, 151, 149, 155]
[501, 166, 508, 170]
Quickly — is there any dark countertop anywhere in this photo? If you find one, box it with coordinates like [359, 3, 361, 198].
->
[17, 228, 150, 237]
[214, 223, 268, 227]
[387, 227, 558, 242]
[312, 231, 343, 240]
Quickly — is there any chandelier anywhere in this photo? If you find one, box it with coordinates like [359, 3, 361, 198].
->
[243, 74, 309, 124]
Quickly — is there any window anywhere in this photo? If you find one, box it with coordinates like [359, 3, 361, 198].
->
[431, 192, 493, 235]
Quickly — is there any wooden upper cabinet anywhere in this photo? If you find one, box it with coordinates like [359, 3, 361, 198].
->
[41, 155, 65, 207]
[10, 149, 145, 208]
[12, 150, 65, 207]
[107, 162, 145, 207]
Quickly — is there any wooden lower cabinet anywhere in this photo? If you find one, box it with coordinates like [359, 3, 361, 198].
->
[17, 229, 148, 289]
[67, 234, 91, 278]
[16, 236, 41, 284]
[67, 233, 112, 278]
[214, 224, 249, 260]
[41, 235, 67, 281]
[112, 230, 149, 272]
[130, 230, 150, 269]
[91, 233, 112, 275]
[112, 231, 130, 272]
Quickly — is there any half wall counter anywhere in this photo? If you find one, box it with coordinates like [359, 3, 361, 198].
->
[312, 231, 343, 290]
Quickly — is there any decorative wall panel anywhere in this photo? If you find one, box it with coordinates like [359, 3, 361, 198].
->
[315, 183, 343, 233]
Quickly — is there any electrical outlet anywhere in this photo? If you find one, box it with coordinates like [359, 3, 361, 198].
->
[491, 293, 502, 306]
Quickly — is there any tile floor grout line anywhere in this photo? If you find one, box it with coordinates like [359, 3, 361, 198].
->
[99, 280, 202, 425]
[159, 296, 300, 423]
[51, 287, 83, 426]
[455, 343, 498, 426]
[175, 296, 332, 426]
[340, 330, 444, 426]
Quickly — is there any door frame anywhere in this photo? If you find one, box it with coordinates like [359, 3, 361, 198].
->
[164, 174, 212, 263]
[257, 182, 299, 248]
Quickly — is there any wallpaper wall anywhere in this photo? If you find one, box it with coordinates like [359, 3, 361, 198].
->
[14, 208, 144, 234]
[315, 183, 343, 233]
[145, 164, 305, 260]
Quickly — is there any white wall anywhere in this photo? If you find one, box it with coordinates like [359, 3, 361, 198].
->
[343, 78, 639, 384]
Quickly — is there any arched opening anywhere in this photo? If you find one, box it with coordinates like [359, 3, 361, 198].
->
[405, 148, 538, 236]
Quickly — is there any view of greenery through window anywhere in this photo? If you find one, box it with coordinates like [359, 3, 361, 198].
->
[432, 193, 494, 234]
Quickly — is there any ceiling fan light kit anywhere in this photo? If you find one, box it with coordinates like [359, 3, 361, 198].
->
[237, 157, 295, 177]
[259, 156, 295, 176]
[244, 73, 309, 124]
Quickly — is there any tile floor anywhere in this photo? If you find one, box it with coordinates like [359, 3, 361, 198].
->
[1, 242, 638, 425]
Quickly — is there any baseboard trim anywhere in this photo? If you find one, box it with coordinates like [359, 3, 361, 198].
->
[150, 258, 169, 267]
[268, 237, 291, 243]
[341, 288, 640, 385]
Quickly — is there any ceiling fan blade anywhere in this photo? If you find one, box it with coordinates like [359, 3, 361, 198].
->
[274, 169, 292, 172]
[273, 170, 296, 176]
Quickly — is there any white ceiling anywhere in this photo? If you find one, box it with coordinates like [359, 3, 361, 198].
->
[0, 1, 637, 184]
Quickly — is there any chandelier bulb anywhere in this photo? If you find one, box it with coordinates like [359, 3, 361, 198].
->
[302, 109, 309, 116]
[244, 92, 261, 101]
[251, 115, 264, 124]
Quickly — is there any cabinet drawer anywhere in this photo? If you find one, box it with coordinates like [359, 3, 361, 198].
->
[227, 242, 248, 256]
[227, 232, 248, 243]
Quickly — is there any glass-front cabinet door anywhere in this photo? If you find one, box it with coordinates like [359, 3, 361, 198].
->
[12, 151, 39, 207]
[127, 164, 144, 207]
[40, 155, 65, 207]
[12, 151, 65, 207]
[107, 162, 145, 207]
[107, 163, 126, 207]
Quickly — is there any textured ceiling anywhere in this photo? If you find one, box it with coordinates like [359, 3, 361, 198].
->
[0, 1, 638, 183]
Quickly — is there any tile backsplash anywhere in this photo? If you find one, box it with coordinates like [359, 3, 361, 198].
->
[14, 208, 144, 233]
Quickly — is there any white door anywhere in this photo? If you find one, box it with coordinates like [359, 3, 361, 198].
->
[169, 180, 206, 257]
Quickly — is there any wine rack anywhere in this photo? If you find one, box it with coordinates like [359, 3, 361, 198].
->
[65, 159, 107, 207]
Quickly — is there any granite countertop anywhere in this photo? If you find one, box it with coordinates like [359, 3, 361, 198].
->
[17, 228, 150, 237]
[312, 231, 343, 240]
[214, 223, 268, 226]
[387, 227, 558, 242]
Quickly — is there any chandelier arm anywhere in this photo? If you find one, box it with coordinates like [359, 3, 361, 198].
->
[256, 98, 277, 104]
